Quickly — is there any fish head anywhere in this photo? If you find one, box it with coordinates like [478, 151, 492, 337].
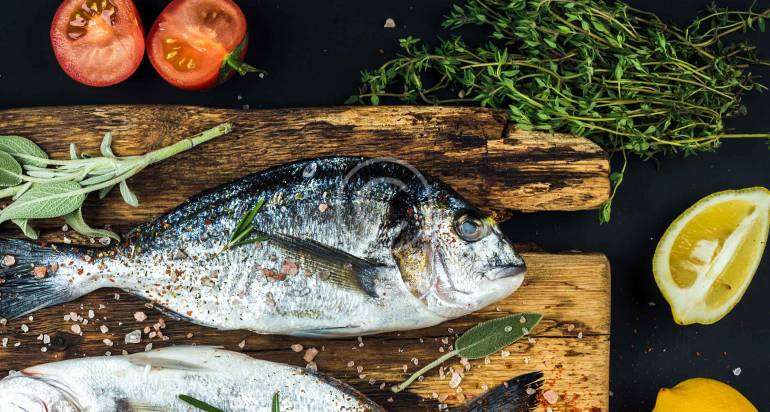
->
[391, 183, 526, 319]
[0, 373, 81, 411]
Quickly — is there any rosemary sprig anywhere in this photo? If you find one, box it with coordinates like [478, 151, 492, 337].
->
[391, 312, 542, 393]
[272, 391, 280, 412]
[351, 0, 770, 222]
[178, 394, 224, 412]
[221, 197, 267, 252]
[0, 123, 232, 239]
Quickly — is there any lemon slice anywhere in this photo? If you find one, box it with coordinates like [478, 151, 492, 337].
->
[653, 377, 757, 412]
[653, 187, 770, 325]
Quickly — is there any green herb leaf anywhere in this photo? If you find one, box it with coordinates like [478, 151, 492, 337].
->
[354, 0, 770, 223]
[391, 312, 542, 393]
[272, 391, 280, 412]
[0, 151, 23, 187]
[12, 181, 32, 200]
[0, 181, 85, 224]
[455, 312, 543, 359]
[64, 207, 119, 241]
[12, 219, 38, 240]
[119, 181, 139, 207]
[0, 124, 232, 240]
[0, 135, 49, 167]
[178, 395, 224, 412]
[100, 132, 115, 158]
[69, 143, 79, 160]
[221, 197, 266, 252]
[98, 184, 116, 199]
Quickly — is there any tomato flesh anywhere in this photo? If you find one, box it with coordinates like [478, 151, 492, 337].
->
[148, 0, 251, 90]
[51, 0, 145, 87]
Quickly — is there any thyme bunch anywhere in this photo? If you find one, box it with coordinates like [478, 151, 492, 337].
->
[351, 0, 770, 221]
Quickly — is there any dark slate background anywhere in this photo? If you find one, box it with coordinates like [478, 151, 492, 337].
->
[0, 0, 768, 409]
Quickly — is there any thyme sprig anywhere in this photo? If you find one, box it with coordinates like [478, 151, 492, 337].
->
[351, 0, 770, 222]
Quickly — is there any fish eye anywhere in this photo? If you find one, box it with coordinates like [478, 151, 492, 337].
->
[454, 213, 489, 242]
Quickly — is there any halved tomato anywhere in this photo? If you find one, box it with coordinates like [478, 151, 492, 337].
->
[50, 0, 145, 87]
[147, 0, 263, 90]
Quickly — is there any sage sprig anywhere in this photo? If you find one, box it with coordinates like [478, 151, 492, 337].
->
[221, 197, 267, 252]
[391, 312, 543, 393]
[178, 394, 224, 412]
[351, 0, 770, 222]
[0, 123, 232, 240]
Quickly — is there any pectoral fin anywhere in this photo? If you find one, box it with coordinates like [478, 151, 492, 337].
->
[257, 231, 380, 297]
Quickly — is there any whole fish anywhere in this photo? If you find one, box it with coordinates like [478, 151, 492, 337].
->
[0, 346, 543, 412]
[0, 157, 525, 337]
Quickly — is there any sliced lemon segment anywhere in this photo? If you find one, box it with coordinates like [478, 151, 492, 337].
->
[653, 378, 757, 412]
[653, 187, 770, 325]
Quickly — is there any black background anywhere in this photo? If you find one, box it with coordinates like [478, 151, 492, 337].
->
[1, 0, 768, 410]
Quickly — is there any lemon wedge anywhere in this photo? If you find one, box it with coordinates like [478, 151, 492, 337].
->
[653, 187, 769, 325]
[653, 377, 757, 412]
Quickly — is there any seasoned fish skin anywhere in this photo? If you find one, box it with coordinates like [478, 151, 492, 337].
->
[0, 157, 526, 337]
[0, 346, 383, 411]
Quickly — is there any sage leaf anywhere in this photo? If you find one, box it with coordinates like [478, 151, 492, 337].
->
[64, 207, 119, 241]
[0, 181, 85, 224]
[0, 135, 49, 167]
[100, 132, 115, 158]
[178, 395, 224, 412]
[12, 181, 33, 200]
[391, 312, 543, 393]
[119, 181, 139, 207]
[12, 219, 39, 240]
[455, 312, 543, 359]
[98, 184, 116, 199]
[80, 171, 117, 186]
[69, 143, 79, 160]
[0, 151, 23, 187]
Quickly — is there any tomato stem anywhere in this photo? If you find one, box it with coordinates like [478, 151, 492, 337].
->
[225, 54, 267, 77]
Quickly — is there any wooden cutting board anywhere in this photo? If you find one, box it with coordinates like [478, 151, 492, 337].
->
[0, 105, 610, 411]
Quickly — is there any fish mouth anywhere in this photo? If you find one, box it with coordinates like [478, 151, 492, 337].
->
[484, 265, 527, 281]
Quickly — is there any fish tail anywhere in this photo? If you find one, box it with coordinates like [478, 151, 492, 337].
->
[451, 371, 543, 412]
[0, 239, 91, 319]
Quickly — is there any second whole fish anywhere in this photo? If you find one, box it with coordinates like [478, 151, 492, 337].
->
[0, 157, 526, 337]
[0, 346, 543, 411]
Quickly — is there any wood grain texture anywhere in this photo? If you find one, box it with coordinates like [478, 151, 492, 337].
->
[0, 105, 609, 229]
[0, 105, 610, 410]
[0, 252, 610, 411]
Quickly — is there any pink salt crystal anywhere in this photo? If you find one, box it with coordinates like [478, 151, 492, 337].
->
[134, 312, 147, 322]
[543, 389, 559, 404]
[448, 372, 463, 389]
[291, 344, 303, 352]
[2, 255, 15, 267]
[281, 260, 299, 276]
[33, 266, 47, 279]
[303, 347, 319, 363]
